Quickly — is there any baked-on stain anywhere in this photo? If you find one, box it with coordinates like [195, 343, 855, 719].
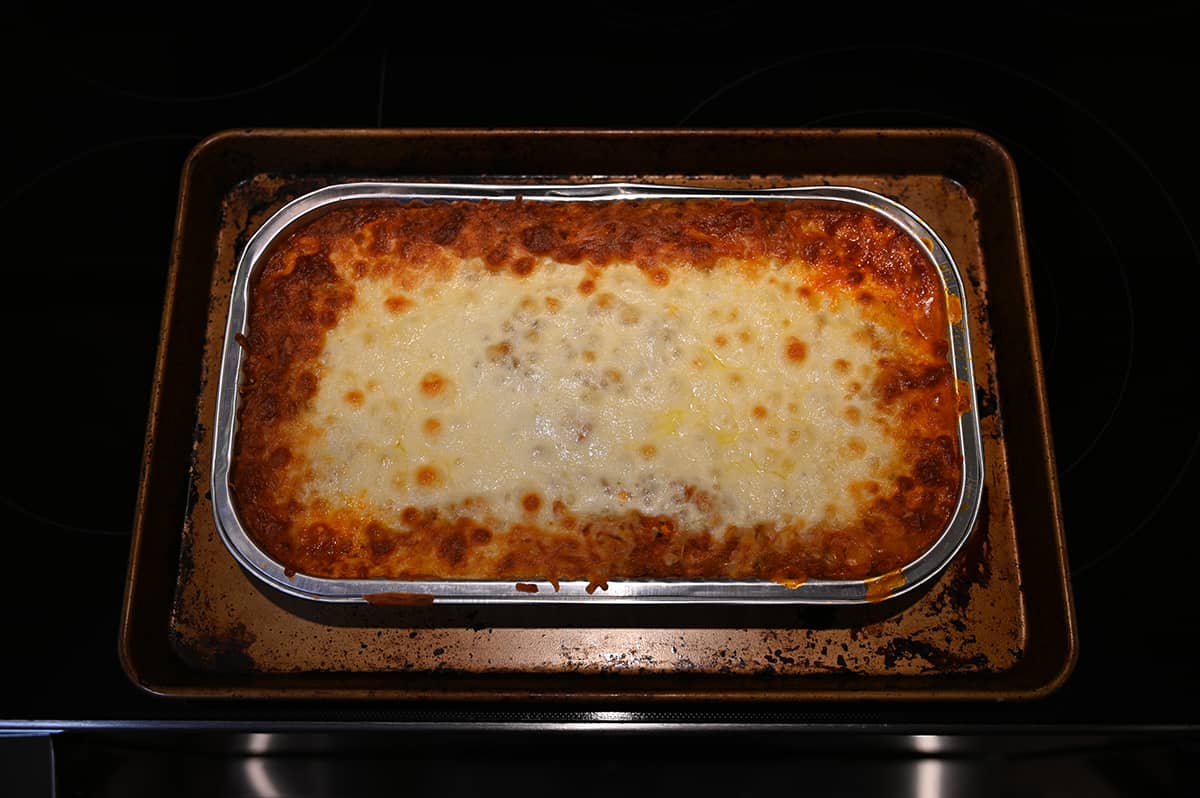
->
[946, 293, 964, 324]
[944, 485, 993, 613]
[876, 636, 988, 671]
[864, 569, 907, 602]
[176, 622, 257, 672]
[957, 380, 973, 414]
[363, 591, 436, 606]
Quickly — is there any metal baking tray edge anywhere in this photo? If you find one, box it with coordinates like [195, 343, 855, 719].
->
[211, 181, 985, 606]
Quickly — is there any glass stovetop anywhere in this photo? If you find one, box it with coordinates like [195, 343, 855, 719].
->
[3, 7, 1198, 731]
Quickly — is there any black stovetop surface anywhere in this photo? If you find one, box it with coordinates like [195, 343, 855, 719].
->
[3, 8, 1197, 731]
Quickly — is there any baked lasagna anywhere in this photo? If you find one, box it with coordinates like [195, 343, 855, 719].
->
[229, 197, 963, 586]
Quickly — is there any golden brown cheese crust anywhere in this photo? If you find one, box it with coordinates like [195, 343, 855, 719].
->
[230, 198, 960, 584]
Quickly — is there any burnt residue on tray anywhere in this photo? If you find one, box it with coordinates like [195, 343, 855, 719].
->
[363, 591, 436, 606]
[953, 487, 995, 600]
[876, 637, 989, 672]
[170, 621, 257, 673]
[902, 486, 997, 622]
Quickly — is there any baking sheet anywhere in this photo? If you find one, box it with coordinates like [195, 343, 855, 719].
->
[120, 129, 1075, 701]
[212, 182, 985, 605]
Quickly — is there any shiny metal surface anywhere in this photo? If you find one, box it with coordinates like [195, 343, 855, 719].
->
[211, 182, 984, 606]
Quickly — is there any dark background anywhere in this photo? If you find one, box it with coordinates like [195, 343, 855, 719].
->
[3, 5, 1198, 794]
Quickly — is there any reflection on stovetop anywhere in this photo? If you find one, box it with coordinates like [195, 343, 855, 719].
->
[41, 730, 1200, 797]
[3, 8, 1198, 726]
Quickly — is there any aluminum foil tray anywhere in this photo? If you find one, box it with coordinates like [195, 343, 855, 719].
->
[211, 182, 985, 606]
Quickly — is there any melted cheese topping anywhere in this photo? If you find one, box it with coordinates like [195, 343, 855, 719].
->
[230, 198, 961, 582]
[305, 262, 896, 535]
